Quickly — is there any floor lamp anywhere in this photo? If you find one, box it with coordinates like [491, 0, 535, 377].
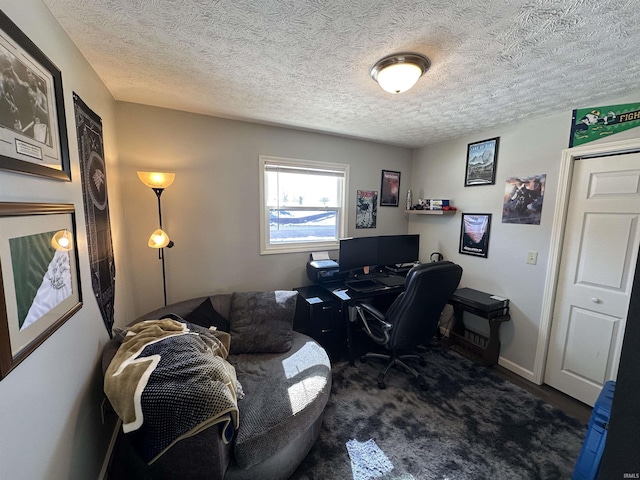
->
[137, 171, 175, 306]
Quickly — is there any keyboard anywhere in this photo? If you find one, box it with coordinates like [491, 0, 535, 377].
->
[345, 279, 382, 292]
[376, 275, 406, 287]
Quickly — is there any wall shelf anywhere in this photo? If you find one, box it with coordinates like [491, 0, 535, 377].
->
[405, 209, 457, 215]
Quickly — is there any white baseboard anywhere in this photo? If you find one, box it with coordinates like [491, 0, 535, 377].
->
[98, 418, 122, 480]
[497, 356, 538, 384]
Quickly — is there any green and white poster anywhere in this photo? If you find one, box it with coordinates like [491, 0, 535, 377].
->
[570, 102, 640, 147]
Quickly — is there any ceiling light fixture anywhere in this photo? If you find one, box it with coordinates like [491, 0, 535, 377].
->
[370, 52, 431, 94]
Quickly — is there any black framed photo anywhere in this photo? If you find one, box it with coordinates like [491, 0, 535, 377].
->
[380, 169, 400, 207]
[0, 11, 71, 181]
[459, 213, 492, 258]
[0, 203, 82, 379]
[465, 137, 499, 186]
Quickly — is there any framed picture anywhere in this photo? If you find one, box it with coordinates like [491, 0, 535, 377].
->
[465, 137, 499, 186]
[356, 190, 377, 229]
[459, 213, 492, 258]
[0, 203, 82, 379]
[0, 11, 71, 181]
[380, 170, 401, 207]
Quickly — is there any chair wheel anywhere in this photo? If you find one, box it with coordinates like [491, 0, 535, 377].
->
[419, 358, 427, 367]
[377, 380, 386, 389]
[360, 356, 367, 363]
[417, 375, 428, 391]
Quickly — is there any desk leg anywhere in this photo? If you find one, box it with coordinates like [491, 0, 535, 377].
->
[347, 305, 357, 366]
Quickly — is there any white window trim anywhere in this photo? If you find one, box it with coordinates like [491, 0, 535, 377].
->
[259, 155, 349, 255]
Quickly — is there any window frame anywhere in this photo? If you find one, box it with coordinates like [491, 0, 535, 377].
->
[259, 155, 349, 255]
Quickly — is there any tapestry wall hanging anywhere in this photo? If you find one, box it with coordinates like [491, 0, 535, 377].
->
[570, 102, 640, 147]
[73, 93, 115, 336]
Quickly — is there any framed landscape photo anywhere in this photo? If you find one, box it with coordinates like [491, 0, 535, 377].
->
[465, 137, 499, 186]
[459, 213, 492, 258]
[380, 170, 400, 207]
[0, 203, 82, 379]
[0, 11, 71, 181]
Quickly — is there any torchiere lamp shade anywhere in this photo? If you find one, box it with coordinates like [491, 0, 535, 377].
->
[137, 171, 175, 190]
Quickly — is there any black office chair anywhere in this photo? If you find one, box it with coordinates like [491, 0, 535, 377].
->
[355, 261, 463, 390]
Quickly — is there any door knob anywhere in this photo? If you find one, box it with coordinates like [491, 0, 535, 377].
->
[591, 297, 602, 304]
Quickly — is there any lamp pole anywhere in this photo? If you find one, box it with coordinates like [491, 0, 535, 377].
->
[153, 188, 167, 305]
[138, 171, 175, 308]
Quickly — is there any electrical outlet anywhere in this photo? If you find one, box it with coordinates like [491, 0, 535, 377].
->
[526, 251, 538, 265]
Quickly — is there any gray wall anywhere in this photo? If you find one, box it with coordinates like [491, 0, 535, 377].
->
[2, 3, 639, 478]
[0, 2, 135, 479]
[116, 102, 414, 318]
[410, 92, 640, 379]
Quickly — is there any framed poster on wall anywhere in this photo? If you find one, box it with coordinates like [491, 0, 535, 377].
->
[459, 213, 492, 258]
[0, 11, 71, 180]
[465, 137, 499, 186]
[0, 203, 82, 379]
[380, 170, 400, 207]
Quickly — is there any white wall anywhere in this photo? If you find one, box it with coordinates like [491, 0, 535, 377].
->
[116, 102, 414, 319]
[411, 92, 640, 379]
[0, 2, 133, 479]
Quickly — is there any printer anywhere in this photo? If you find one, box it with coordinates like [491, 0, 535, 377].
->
[306, 258, 341, 283]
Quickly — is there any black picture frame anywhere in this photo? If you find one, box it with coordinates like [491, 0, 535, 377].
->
[380, 170, 400, 207]
[459, 213, 492, 258]
[465, 137, 499, 186]
[0, 11, 71, 181]
[0, 202, 82, 379]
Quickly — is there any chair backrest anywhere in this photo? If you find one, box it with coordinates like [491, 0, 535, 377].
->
[385, 261, 463, 350]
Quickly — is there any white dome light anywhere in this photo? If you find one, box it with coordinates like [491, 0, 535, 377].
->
[371, 53, 430, 94]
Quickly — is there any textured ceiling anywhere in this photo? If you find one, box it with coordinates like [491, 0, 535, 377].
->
[43, 0, 640, 148]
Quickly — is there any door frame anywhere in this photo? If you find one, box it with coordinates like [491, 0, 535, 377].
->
[533, 137, 640, 385]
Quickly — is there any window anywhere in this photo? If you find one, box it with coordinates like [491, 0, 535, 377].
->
[259, 155, 349, 254]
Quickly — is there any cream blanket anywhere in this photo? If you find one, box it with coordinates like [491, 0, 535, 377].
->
[104, 318, 239, 464]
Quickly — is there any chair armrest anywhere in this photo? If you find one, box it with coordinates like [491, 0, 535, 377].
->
[355, 302, 392, 345]
[357, 302, 387, 321]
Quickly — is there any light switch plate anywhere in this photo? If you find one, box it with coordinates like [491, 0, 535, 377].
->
[526, 251, 538, 265]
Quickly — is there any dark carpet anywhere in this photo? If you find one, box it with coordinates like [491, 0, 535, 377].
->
[291, 344, 586, 480]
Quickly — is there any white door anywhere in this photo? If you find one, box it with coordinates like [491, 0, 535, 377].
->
[544, 153, 640, 406]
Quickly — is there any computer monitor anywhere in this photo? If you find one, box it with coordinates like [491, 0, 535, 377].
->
[377, 234, 420, 267]
[338, 237, 379, 275]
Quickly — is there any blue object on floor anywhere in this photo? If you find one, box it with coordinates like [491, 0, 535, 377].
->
[572, 380, 616, 480]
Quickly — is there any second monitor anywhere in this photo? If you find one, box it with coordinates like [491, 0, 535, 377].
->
[338, 234, 419, 276]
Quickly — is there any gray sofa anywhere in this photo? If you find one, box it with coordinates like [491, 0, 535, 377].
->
[103, 292, 332, 480]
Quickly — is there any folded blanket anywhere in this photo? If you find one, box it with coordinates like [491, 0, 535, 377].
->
[104, 318, 240, 464]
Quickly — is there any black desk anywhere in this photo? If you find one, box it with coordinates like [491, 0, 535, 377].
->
[320, 277, 405, 365]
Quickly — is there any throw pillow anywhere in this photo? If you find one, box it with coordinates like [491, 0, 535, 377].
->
[229, 290, 298, 354]
[184, 298, 230, 332]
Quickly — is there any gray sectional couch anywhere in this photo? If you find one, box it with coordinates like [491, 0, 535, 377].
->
[103, 292, 332, 480]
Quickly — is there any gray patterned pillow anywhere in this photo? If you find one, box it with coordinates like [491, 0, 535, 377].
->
[229, 291, 298, 354]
